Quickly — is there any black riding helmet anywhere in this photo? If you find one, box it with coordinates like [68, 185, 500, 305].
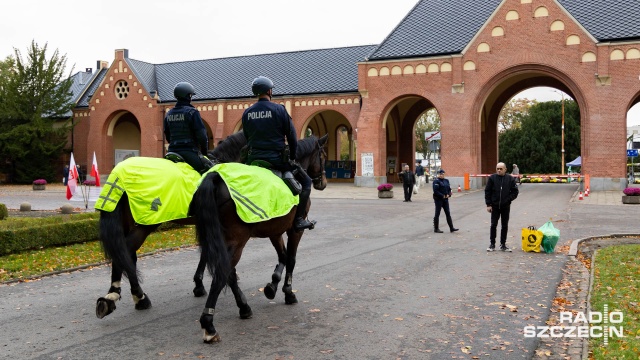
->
[174, 82, 196, 101]
[251, 76, 274, 96]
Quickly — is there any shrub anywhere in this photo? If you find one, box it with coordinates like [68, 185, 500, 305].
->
[0, 204, 7, 220]
[377, 183, 394, 191]
[623, 187, 640, 196]
[32, 179, 47, 185]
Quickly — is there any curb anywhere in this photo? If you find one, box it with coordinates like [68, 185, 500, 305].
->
[567, 233, 640, 256]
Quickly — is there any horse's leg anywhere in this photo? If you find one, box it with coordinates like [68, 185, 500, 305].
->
[282, 229, 303, 304]
[193, 251, 208, 297]
[126, 226, 154, 311]
[96, 262, 123, 318]
[227, 267, 252, 319]
[200, 273, 227, 343]
[264, 235, 287, 300]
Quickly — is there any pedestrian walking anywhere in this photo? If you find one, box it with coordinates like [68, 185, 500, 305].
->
[512, 164, 520, 184]
[432, 169, 458, 233]
[399, 164, 416, 202]
[415, 162, 425, 189]
[485, 162, 519, 251]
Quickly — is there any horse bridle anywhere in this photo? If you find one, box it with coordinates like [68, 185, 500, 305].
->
[310, 141, 326, 185]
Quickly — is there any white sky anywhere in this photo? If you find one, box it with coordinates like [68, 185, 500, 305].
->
[2, 0, 638, 125]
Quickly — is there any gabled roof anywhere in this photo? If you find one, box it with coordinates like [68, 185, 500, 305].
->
[368, 0, 640, 61]
[76, 68, 108, 108]
[127, 45, 376, 103]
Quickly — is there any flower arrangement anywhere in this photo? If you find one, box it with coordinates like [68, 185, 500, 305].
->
[83, 180, 96, 186]
[377, 183, 394, 191]
[32, 179, 47, 185]
[623, 187, 640, 196]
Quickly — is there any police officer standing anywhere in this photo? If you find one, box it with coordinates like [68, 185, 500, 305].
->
[432, 169, 459, 233]
[164, 82, 210, 173]
[242, 76, 315, 232]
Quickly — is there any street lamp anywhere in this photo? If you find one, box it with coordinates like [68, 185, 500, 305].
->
[552, 90, 566, 175]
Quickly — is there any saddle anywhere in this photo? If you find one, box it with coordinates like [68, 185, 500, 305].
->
[249, 159, 302, 196]
[165, 152, 214, 174]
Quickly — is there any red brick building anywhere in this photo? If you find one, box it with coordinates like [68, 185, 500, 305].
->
[69, 0, 640, 190]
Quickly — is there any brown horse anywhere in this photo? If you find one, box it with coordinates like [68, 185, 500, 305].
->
[189, 134, 327, 342]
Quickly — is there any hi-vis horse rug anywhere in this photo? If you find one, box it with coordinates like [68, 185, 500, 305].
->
[96, 157, 299, 225]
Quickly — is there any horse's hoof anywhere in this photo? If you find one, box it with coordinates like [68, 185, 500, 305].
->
[134, 294, 152, 310]
[203, 330, 221, 343]
[193, 285, 207, 297]
[96, 297, 116, 318]
[239, 304, 253, 319]
[284, 293, 298, 305]
[264, 283, 277, 300]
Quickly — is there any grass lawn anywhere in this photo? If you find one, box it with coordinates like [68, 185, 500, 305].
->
[0, 226, 196, 283]
[588, 244, 640, 359]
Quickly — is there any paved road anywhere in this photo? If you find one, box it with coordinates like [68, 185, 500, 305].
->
[0, 184, 637, 359]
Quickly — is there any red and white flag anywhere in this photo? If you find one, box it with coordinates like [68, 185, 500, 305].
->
[91, 151, 100, 187]
[66, 153, 79, 200]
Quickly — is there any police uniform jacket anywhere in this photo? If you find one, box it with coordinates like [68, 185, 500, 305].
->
[484, 174, 519, 207]
[432, 177, 452, 200]
[242, 98, 298, 166]
[164, 101, 208, 154]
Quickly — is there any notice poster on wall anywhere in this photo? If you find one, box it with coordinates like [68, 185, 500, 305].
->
[361, 152, 374, 177]
[115, 149, 140, 165]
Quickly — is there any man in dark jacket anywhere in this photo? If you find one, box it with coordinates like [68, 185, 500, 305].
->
[164, 82, 210, 173]
[432, 169, 458, 233]
[399, 164, 416, 202]
[485, 162, 519, 252]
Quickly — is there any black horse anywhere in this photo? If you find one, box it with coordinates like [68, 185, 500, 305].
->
[95, 133, 328, 343]
[189, 134, 327, 342]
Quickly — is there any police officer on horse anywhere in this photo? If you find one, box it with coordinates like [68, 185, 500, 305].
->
[164, 82, 212, 173]
[242, 76, 316, 232]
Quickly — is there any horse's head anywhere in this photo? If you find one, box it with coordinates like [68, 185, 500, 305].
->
[306, 134, 328, 191]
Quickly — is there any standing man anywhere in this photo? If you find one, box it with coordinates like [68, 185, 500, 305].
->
[512, 164, 520, 184]
[485, 162, 519, 251]
[432, 169, 459, 233]
[164, 82, 211, 174]
[399, 164, 416, 202]
[242, 76, 315, 231]
[415, 162, 425, 189]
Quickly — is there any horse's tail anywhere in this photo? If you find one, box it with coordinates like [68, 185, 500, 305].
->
[190, 172, 231, 288]
[99, 197, 137, 279]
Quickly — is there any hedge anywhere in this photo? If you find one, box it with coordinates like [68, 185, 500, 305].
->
[0, 212, 187, 256]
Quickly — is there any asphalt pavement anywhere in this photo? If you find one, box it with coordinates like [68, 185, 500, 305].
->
[0, 182, 638, 359]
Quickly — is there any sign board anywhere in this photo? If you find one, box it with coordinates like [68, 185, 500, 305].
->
[627, 149, 638, 157]
[424, 131, 441, 141]
[361, 152, 374, 177]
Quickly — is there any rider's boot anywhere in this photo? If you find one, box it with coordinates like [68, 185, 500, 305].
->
[293, 189, 316, 232]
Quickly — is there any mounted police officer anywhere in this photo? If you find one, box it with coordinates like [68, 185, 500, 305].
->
[163, 82, 211, 173]
[432, 169, 459, 233]
[241, 76, 315, 232]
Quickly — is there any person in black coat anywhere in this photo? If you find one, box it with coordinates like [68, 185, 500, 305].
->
[484, 162, 519, 252]
[432, 169, 458, 233]
[399, 164, 416, 202]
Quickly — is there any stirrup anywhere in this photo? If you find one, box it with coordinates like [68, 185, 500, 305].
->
[294, 217, 316, 231]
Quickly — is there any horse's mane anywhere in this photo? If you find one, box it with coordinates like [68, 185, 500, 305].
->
[208, 132, 247, 163]
[296, 136, 318, 160]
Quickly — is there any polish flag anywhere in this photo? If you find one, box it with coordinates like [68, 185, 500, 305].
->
[91, 152, 100, 187]
[66, 153, 79, 200]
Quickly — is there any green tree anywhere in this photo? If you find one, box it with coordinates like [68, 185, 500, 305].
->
[499, 100, 580, 174]
[414, 108, 441, 160]
[0, 41, 74, 183]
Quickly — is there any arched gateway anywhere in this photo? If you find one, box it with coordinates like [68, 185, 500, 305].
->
[69, 0, 640, 190]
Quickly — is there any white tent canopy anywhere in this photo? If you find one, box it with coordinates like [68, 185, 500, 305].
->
[566, 156, 581, 167]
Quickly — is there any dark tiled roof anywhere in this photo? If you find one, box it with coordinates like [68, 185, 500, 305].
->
[68, 70, 97, 103]
[368, 0, 640, 61]
[76, 68, 108, 107]
[368, 0, 502, 60]
[558, 0, 640, 41]
[131, 45, 376, 102]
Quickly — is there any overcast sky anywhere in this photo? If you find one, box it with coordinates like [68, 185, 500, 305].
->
[2, 0, 638, 125]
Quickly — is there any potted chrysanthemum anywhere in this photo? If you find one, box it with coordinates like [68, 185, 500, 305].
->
[622, 187, 640, 204]
[32, 179, 47, 191]
[377, 183, 394, 198]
